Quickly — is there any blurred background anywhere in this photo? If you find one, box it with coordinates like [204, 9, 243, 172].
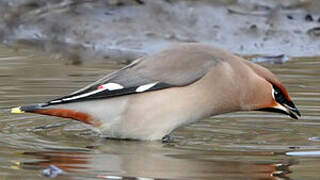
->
[0, 0, 320, 63]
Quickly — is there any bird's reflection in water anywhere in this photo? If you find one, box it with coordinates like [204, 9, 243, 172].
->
[19, 150, 90, 171]
[11, 140, 295, 180]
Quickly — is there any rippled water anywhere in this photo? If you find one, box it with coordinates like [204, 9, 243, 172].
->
[0, 44, 319, 179]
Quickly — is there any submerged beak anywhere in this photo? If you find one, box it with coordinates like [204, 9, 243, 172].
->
[259, 101, 301, 119]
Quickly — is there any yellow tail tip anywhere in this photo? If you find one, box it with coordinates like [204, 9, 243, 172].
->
[11, 107, 24, 114]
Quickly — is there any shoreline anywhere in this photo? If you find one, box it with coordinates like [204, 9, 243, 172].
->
[1, 0, 320, 63]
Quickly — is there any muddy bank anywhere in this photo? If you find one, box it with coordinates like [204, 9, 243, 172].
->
[0, 0, 320, 63]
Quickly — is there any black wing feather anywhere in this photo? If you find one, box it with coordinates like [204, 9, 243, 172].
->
[48, 82, 172, 105]
[46, 44, 220, 105]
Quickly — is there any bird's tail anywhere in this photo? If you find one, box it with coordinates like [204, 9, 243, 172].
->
[11, 104, 47, 114]
[11, 104, 100, 126]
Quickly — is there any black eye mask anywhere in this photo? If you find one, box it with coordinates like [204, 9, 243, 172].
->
[273, 85, 301, 118]
[273, 85, 295, 109]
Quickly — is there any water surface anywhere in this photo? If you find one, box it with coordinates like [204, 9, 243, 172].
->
[0, 45, 319, 179]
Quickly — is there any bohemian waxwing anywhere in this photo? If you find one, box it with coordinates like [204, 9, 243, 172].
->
[11, 44, 301, 140]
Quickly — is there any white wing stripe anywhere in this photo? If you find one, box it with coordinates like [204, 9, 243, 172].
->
[100, 83, 124, 90]
[51, 81, 160, 103]
[53, 83, 124, 102]
[50, 100, 62, 103]
[61, 88, 106, 101]
[136, 82, 158, 92]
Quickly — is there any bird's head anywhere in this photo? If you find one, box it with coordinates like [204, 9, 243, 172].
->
[241, 61, 301, 119]
[257, 82, 301, 119]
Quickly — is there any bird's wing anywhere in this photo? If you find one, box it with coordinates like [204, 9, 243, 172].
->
[47, 45, 221, 105]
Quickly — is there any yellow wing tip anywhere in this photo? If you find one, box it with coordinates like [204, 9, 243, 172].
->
[11, 107, 25, 114]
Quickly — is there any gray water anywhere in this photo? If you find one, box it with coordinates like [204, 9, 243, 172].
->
[0, 44, 319, 179]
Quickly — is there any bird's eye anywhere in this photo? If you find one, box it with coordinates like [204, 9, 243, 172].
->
[273, 86, 287, 104]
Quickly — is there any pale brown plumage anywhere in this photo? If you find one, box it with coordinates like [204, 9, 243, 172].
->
[12, 44, 300, 140]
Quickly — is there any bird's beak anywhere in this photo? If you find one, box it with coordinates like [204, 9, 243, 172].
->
[258, 101, 301, 119]
[273, 102, 301, 119]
